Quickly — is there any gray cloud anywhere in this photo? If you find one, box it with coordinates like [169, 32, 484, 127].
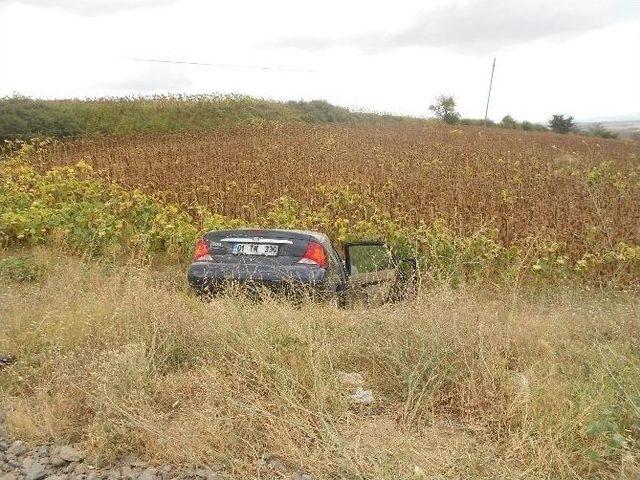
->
[0, 0, 180, 16]
[269, 0, 640, 54]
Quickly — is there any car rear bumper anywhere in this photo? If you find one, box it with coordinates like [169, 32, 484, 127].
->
[187, 262, 329, 296]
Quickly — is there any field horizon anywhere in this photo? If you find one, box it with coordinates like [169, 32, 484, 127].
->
[4, 93, 629, 141]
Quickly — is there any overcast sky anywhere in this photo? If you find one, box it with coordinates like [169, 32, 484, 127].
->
[1, 0, 638, 122]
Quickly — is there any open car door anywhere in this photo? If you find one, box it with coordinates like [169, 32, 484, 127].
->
[344, 242, 398, 307]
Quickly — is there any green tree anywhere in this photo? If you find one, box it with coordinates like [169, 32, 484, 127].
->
[429, 95, 460, 125]
[549, 114, 574, 134]
[500, 115, 518, 129]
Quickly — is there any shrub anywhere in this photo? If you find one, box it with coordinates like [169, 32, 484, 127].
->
[549, 114, 575, 134]
[460, 118, 496, 127]
[1, 143, 203, 260]
[500, 115, 519, 129]
[1, 255, 47, 283]
[429, 95, 460, 125]
[521, 121, 549, 132]
[589, 123, 618, 139]
[0, 95, 81, 141]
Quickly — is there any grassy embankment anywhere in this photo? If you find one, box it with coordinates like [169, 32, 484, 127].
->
[0, 95, 410, 141]
[2, 249, 639, 479]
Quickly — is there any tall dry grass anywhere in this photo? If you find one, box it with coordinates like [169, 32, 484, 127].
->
[2, 249, 639, 478]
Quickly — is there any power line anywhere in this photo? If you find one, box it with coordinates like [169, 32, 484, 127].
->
[130, 58, 316, 73]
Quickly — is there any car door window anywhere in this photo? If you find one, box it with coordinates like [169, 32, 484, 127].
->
[347, 244, 392, 275]
[344, 243, 397, 307]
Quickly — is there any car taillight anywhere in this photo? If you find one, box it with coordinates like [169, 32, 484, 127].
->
[193, 238, 212, 261]
[298, 241, 328, 268]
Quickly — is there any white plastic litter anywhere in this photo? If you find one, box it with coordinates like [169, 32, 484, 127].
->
[350, 387, 374, 405]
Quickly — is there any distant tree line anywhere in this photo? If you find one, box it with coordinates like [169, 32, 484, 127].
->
[428, 95, 619, 139]
[0, 93, 622, 142]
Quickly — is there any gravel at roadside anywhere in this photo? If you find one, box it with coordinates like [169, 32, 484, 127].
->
[0, 438, 311, 480]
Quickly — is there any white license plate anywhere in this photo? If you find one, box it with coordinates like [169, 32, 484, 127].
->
[232, 243, 279, 256]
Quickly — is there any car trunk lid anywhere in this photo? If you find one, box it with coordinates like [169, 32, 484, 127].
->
[202, 229, 313, 266]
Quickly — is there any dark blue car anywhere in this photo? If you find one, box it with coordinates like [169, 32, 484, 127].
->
[187, 229, 414, 307]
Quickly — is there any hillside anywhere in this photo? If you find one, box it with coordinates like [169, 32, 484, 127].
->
[578, 120, 640, 139]
[0, 95, 412, 141]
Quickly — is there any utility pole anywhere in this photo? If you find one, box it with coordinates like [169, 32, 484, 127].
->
[484, 58, 496, 126]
